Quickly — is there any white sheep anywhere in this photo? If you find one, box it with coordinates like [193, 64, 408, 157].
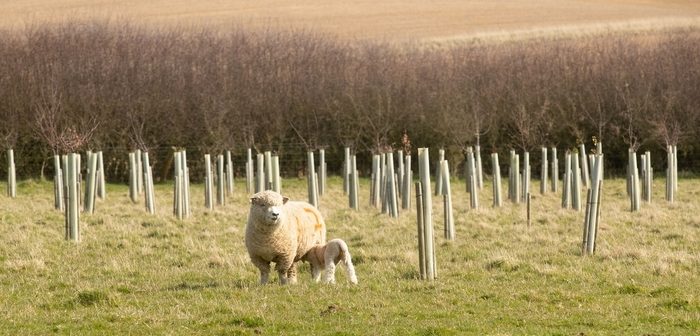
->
[303, 238, 358, 284]
[245, 190, 326, 285]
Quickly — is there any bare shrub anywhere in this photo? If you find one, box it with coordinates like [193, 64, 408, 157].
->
[0, 19, 698, 178]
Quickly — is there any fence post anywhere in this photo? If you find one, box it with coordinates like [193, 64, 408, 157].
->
[442, 160, 454, 240]
[96, 151, 105, 200]
[348, 153, 358, 210]
[515, 153, 521, 204]
[551, 147, 558, 193]
[588, 154, 596, 184]
[272, 154, 281, 193]
[307, 151, 318, 208]
[386, 152, 398, 217]
[572, 152, 581, 211]
[246, 148, 254, 194]
[402, 155, 412, 210]
[562, 151, 571, 209]
[128, 152, 138, 203]
[352, 155, 359, 210]
[217, 154, 226, 206]
[645, 151, 652, 203]
[641, 153, 647, 201]
[541, 147, 548, 194]
[597, 142, 604, 179]
[475, 145, 483, 190]
[435, 148, 444, 196]
[415, 182, 426, 280]
[83, 151, 98, 214]
[54, 155, 64, 210]
[369, 154, 378, 208]
[467, 147, 478, 209]
[173, 150, 190, 218]
[508, 150, 515, 201]
[526, 193, 531, 228]
[204, 154, 214, 210]
[6, 149, 16, 197]
[666, 151, 674, 203]
[135, 149, 143, 195]
[492, 153, 502, 207]
[65, 153, 80, 242]
[264, 151, 272, 191]
[629, 149, 640, 212]
[174, 151, 183, 219]
[583, 153, 604, 255]
[255, 153, 265, 193]
[143, 151, 156, 214]
[580, 143, 589, 188]
[318, 149, 326, 196]
[397, 150, 404, 196]
[582, 187, 591, 253]
[633, 151, 641, 211]
[343, 147, 351, 194]
[380, 153, 388, 213]
[62, 154, 68, 194]
[225, 150, 234, 196]
[522, 151, 530, 202]
[418, 148, 435, 280]
[182, 150, 190, 217]
[673, 145, 678, 198]
[666, 145, 673, 203]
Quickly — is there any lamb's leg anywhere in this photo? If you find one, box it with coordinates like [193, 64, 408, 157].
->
[323, 259, 337, 284]
[251, 256, 271, 284]
[344, 257, 358, 284]
[311, 262, 322, 283]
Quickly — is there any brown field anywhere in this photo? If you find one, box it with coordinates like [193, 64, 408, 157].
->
[2, 0, 700, 41]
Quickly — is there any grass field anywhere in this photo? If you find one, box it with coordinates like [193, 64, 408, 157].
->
[2, 2, 698, 334]
[1, 175, 698, 335]
[2, 0, 700, 41]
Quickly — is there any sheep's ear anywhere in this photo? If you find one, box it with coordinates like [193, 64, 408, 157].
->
[282, 196, 289, 204]
[250, 197, 258, 205]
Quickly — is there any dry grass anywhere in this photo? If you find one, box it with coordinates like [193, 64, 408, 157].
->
[3, 0, 700, 41]
[0, 174, 698, 334]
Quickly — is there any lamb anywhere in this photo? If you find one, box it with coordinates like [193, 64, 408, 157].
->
[303, 238, 358, 284]
[245, 190, 326, 285]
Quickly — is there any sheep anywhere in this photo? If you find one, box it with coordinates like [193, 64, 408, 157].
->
[245, 190, 326, 285]
[303, 238, 358, 284]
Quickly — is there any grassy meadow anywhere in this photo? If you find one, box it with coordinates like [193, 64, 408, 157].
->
[1, 1, 699, 335]
[1, 175, 698, 335]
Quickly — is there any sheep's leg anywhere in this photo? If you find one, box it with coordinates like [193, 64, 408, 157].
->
[278, 273, 288, 285]
[277, 268, 288, 285]
[275, 260, 292, 285]
[251, 257, 271, 284]
[286, 262, 298, 284]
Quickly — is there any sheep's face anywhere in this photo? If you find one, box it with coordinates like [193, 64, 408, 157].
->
[250, 191, 289, 226]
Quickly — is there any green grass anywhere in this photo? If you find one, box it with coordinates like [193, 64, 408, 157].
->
[1, 176, 699, 335]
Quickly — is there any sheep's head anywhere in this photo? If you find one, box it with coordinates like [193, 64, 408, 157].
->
[250, 190, 289, 226]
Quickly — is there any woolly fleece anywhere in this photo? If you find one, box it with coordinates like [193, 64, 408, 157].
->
[303, 238, 358, 284]
[245, 190, 326, 284]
